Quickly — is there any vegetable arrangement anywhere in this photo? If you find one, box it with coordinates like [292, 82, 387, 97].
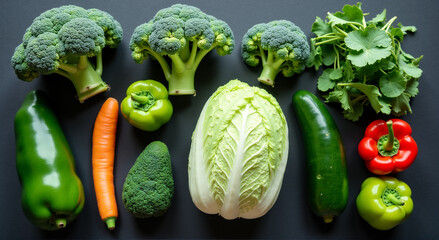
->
[308, 3, 423, 121]
[10, 1, 425, 235]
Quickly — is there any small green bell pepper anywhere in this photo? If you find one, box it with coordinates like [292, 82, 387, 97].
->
[121, 80, 173, 131]
[14, 90, 85, 231]
[356, 176, 413, 230]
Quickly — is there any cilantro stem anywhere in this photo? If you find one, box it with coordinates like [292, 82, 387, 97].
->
[315, 37, 343, 46]
[334, 26, 348, 37]
[382, 16, 398, 32]
[348, 23, 360, 31]
[315, 34, 339, 40]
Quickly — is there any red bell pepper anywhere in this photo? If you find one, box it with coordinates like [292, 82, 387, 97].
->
[358, 119, 418, 175]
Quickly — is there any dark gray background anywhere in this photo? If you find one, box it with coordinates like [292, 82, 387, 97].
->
[1, 0, 438, 239]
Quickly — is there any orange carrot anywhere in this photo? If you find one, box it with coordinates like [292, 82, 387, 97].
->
[92, 97, 119, 230]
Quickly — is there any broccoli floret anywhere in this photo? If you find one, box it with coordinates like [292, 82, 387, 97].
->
[130, 4, 235, 95]
[122, 141, 174, 218]
[241, 20, 310, 86]
[11, 5, 123, 102]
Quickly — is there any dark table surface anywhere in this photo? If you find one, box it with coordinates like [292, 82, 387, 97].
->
[1, 0, 438, 239]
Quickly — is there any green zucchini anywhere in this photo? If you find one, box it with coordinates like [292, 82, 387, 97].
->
[292, 90, 348, 223]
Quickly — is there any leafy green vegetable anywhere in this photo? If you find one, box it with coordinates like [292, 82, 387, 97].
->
[188, 80, 289, 220]
[307, 2, 423, 121]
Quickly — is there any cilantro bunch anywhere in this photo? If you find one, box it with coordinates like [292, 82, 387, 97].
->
[307, 3, 423, 121]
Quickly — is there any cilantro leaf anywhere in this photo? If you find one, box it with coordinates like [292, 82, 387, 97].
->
[342, 61, 355, 82]
[368, 9, 387, 26]
[343, 101, 363, 121]
[405, 78, 419, 97]
[327, 3, 364, 27]
[391, 93, 412, 115]
[327, 88, 351, 111]
[399, 53, 423, 78]
[307, 39, 323, 70]
[321, 44, 337, 66]
[345, 27, 392, 67]
[311, 17, 333, 36]
[329, 68, 343, 80]
[379, 70, 406, 98]
[318, 69, 336, 91]
[339, 83, 383, 113]
[398, 23, 417, 34]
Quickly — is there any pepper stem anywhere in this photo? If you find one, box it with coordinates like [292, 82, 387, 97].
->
[384, 120, 395, 151]
[387, 193, 405, 206]
[56, 218, 67, 229]
[377, 120, 400, 157]
[323, 215, 334, 223]
[130, 91, 156, 112]
[131, 92, 151, 105]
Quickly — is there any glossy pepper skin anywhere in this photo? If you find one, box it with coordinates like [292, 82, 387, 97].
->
[356, 176, 413, 230]
[121, 80, 173, 131]
[14, 90, 85, 231]
[358, 119, 418, 175]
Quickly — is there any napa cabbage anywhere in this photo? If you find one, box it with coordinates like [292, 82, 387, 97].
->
[188, 79, 289, 220]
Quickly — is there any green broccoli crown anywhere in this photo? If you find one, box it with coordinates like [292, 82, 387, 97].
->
[241, 20, 310, 85]
[149, 17, 187, 55]
[129, 4, 235, 95]
[11, 44, 39, 81]
[122, 141, 174, 218]
[129, 4, 234, 61]
[59, 18, 105, 56]
[11, 5, 123, 80]
[25, 32, 65, 73]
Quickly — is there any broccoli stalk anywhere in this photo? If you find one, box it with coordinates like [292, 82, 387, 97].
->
[55, 54, 108, 102]
[258, 51, 289, 86]
[241, 20, 310, 86]
[11, 5, 123, 102]
[130, 4, 235, 95]
[154, 41, 216, 95]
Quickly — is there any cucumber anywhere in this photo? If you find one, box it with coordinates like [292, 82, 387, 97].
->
[292, 90, 348, 223]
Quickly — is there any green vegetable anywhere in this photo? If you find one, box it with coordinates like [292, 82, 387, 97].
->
[129, 4, 235, 95]
[241, 20, 310, 86]
[356, 176, 413, 230]
[292, 90, 348, 223]
[120, 80, 173, 131]
[11, 5, 123, 102]
[14, 90, 85, 230]
[308, 3, 422, 121]
[188, 80, 289, 220]
[122, 141, 174, 218]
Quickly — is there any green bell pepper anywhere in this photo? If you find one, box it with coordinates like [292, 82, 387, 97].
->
[121, 80, 173, 131]
[356, 176, 413, 230]
[14, 90, 85, 231]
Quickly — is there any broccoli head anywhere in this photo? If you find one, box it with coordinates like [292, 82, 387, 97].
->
[241, 20, 310, 86]
[122, 141, 174, 218]
[130, 4, 235, 95]
[11, 5, 123, 102]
